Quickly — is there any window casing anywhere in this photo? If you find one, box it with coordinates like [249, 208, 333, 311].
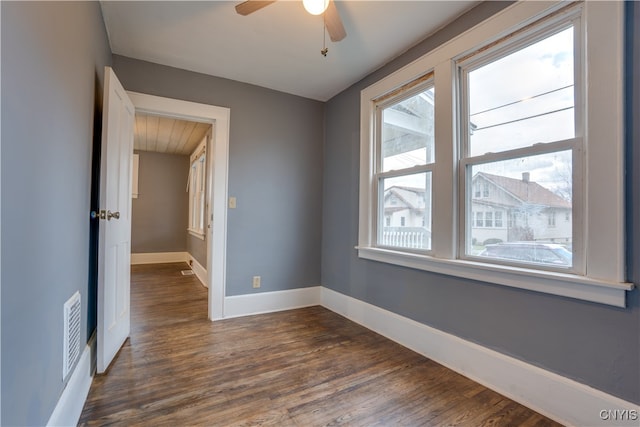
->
[358, 1, 631, 307]
[188, 137, 207, 239]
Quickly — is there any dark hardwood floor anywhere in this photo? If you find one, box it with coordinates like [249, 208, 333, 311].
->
[79, 262, 561, 426]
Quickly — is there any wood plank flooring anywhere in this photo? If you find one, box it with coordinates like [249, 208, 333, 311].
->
[79, 262, 561, 426]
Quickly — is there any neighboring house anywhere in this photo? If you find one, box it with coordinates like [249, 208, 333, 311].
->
[470, 172, 572, 246]
[384, 185, 428, 228]
[382, 186, 431, 249]
[382, 170, 573, 251]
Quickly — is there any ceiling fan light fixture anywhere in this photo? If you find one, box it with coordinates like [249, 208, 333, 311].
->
[303, 0, 329, 16]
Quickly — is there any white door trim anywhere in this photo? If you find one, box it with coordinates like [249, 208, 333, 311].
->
[127, 91, 229, 320]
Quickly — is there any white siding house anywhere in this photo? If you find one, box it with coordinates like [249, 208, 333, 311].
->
[470, 172, 572, 247]
[382, 186, 431, 249]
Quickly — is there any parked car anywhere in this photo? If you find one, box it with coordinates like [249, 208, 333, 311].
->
[478, 242, 572, 267]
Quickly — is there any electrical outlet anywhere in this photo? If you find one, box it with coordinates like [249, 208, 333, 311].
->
[229, 197, 237, 209]
[252, 276, 261, 288]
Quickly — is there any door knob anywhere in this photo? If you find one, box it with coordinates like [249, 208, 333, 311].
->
[107, 210, 120, 220]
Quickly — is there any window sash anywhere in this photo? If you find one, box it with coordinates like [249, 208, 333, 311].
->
[459, 141, 581, 272]
[457, 11, 583, 273]
[188, 138, 207, 238]
[374, 81, 436, 175]
[373, 80, 435, 253]
[189, 154, 206, 234]
[376, 170, 433, 253]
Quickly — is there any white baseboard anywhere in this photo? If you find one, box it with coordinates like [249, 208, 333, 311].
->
[320, 287, 640, 427]
[188, 256, 207, 288]
[223, 286, 321, 319]
[47, 333, 96, 427]
[131, 251, 189, 265]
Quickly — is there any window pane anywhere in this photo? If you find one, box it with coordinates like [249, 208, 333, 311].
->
[495, 211, 503, 227]
[380, 172, 432, 250]
[485, 212, 493, 228]
[190, 163, 198, 229]
[381, 88, 434, 172]
[199, 155, 206, 191]
[468, 27, 574, 156]
[468, 150, 572, 268]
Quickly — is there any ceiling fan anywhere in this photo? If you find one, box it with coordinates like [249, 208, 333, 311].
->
[235, 0, 347, 44]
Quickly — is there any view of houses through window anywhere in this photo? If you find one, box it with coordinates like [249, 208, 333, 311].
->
[469, 165, 572, 263]
[378, 86, 434, 251]
[376, 24, 576, 268]
[462, 25, 575, 268]
[360, 1, 626, 303]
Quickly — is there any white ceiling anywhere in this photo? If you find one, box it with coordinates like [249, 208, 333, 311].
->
[100, 1, 479, 101]
[134, 114, 211, 155]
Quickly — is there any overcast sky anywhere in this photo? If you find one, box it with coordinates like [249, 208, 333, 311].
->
[383, 25, 575, 199]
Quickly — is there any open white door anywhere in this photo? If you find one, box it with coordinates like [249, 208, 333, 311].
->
[96, 67, 134, 373]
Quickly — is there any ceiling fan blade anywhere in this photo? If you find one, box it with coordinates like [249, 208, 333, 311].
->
[235, 1, 276, 16]
[325, 0, 346, 42]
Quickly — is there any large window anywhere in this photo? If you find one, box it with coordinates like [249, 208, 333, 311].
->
[460, 24, 577, 270]
[376, 83, 434, 251]
[358, 1, 631, 306]
[188, 137, 207, 239]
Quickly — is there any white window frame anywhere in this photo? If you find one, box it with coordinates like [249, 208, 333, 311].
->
[358, 1, 632, 307]
[188, 137, 207, 239]
[495, 211, 503, 228]
[548, 210, 557, 228]
[457, 14, 582, 274]
[484, 212, 493, 229]
[374, 78, 435, 253]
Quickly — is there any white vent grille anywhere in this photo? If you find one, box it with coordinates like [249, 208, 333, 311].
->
[181, 270, 195, 276]
[63, 291, 81, 380]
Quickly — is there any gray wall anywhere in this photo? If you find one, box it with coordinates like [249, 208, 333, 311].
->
[1, 2, 112, 425]
[188, 233, 207, 267]
[132, 150, 189, 254]
[113, 55, 324, 295]
[321, 1, 640, 405]
[132, 150, 207, 266]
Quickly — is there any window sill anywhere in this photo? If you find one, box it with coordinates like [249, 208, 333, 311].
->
[356, 247, 633, 307]
[188, 229, 205, 240]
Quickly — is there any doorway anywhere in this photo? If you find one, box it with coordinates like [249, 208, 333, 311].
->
[131, 115, 211, 287]
[127, 92, 230, 320]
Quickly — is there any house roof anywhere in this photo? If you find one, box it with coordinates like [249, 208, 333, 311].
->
[475, 172, 571, 209]
[384, 186, 426, 211]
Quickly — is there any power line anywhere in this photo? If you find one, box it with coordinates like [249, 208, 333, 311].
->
[470, 84, 573, 117]
[473, 106, 573, 132]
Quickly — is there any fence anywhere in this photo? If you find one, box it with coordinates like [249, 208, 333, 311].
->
[381, 227, 430, 250]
